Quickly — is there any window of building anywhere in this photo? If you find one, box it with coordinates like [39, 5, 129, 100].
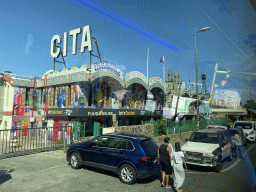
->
[25, 88, 30, 106]
[41, 89, 43, 106]
[53, 87, 56, 106]
[6, 86, 9, 106]
[68, 85, 71, 106]
[4, 121, 7, 129]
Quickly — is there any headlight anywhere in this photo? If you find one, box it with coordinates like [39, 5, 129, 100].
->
[249, 131, 254, 135]
[202, 153, 214, 157]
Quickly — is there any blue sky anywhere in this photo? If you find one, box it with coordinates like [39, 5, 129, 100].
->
[1, 0, 256, 104]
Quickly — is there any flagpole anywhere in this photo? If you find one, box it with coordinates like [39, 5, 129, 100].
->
[147, 48, 149, 83]
[163, 58, 165, 82]
[163, 59, 166, 108]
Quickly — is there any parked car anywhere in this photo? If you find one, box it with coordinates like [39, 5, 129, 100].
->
[227, 128, 247, 147]
[233, 121, 256, 142]
[181, 128, 232, 172]
[66, 132, 159, 185]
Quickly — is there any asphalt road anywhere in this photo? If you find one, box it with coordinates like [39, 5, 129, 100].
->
[0, 143, 256, 192]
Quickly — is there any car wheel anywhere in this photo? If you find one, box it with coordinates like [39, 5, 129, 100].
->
[214, 157, 222, 172]
[119, 164, 137, 185]
[228, 151, 233, 162]
[69, 152, 82, 169]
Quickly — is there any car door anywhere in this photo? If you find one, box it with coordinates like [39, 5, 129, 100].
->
[81, 136, 109, 164]
[223, 131, 232, 157]
[219, 132, 226, 160]
[103, 137, 128, 168]
[254, 123, 256, 142]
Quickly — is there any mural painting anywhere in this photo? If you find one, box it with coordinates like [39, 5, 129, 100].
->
[57, 86, 66, 108]
[72, 83, 87, 108]
[94, 80, 104, 108]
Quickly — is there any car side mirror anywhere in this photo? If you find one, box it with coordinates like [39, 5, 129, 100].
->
[185, 138, 189, 142]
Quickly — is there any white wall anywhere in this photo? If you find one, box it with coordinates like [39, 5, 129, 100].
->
[0, 81, 14, 130]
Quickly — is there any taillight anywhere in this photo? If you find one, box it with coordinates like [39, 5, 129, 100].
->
[140, 156, 153, 161]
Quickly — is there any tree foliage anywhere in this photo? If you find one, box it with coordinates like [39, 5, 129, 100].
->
[157, 118, 168, 136]
[243, 99, 256, 120]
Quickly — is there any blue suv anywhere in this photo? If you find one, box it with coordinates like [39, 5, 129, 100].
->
[66, 132, 160, 184]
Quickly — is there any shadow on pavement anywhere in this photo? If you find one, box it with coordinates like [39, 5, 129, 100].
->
[81, 165, 119, 179]
[0, 168, 15, 185]
[0, 147, 64, 160]
[186, 164, 216, 173]
[80, 164, 161, 184]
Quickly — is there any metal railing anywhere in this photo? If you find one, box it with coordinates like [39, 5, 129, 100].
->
[93, 122, 107, 137]
[0, 126, 73, 159]
[167, 117, 229, 134]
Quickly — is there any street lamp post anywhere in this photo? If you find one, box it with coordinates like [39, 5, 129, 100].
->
[209, 63, 230, 107]
[195, 27, 210, 129]
[250, 84, 256, 120]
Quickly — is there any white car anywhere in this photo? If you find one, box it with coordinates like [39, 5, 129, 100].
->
[181, 128, 232, 172]
[206, 124, 228, 129]
[233, 121, 256, 142]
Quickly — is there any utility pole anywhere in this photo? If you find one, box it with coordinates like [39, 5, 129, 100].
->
[250, 84, 256, 120]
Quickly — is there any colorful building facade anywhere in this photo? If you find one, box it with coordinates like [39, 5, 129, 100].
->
[0, 61, 171, 136]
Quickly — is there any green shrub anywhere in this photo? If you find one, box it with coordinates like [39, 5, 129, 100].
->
[157, 118, 168, 136]
[16, 144, 23, 148]
[56, 140, 64, 144]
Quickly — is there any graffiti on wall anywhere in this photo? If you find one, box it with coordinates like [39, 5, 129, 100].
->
[73, 82, 87, 108]
[13, 87, 25, 115]
[57, 86, 66, 108]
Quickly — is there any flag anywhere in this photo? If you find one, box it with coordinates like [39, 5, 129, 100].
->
[192, 82, 195, 86]
[160, 56, 165, 63]
[182, 82, 185, 88]
[220, 80, 227, 86]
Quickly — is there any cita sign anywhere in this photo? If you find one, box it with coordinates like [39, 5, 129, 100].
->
[50, 25, 93, 59]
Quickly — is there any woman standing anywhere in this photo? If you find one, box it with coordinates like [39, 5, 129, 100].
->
[172, 142, 187, 192]
[158, 137, 172, 189]
[233, 130, 244, 159]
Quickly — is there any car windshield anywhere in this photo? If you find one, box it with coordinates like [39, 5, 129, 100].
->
[189, 132, 219, 144]
[140, 139, 158, 155]
[234, 123, 252, 129]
